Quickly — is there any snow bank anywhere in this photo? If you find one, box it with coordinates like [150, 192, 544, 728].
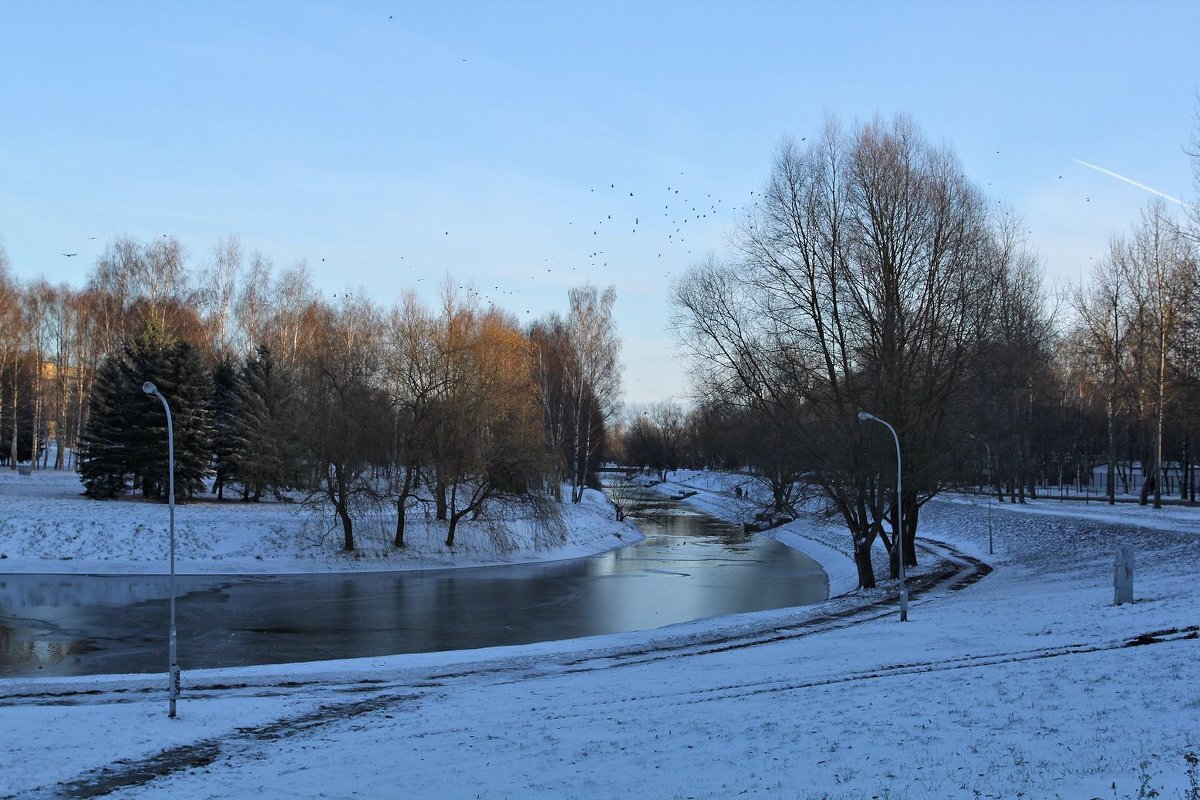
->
[0, 469, 642, 575]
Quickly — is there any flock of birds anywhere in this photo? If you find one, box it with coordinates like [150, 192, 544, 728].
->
[51, 146, 1113, 318]
[377, 173, 746, 315]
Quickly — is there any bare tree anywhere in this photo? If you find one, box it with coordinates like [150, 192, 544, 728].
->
[195, 235, 243, 358]
[234, 251, 273, 354]
[379, 292, 441, 548]
[565, 284, 621, 503]
[973, 213, 1057, 503]
[298, 294, 386, 552]
[674, 115, 1001, 588]
[1073, 250, 1129, 504]
[1117, 201, 1195, 507]
[268, 261, 318, 368]
[0, 245, 19, 468]
[87, 236, 139, 357]
[529, 314, 573, 500]
[22, 279, 56, 469]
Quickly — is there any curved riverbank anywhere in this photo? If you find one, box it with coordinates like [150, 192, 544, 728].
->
[0, 484, 829, 678]
[0, 469, 642, 576]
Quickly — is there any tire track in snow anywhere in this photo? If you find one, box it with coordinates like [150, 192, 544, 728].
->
[7, 691, 422, 800]
[522, 626, 1200, 723]
[0, 538, 987, 709]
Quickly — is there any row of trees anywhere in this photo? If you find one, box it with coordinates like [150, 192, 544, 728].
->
[0, 235, 622, 551]
[1069, 200, 1199, 507]
[666, 113, 1200, 589]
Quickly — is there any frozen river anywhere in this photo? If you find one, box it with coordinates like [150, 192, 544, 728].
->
[0, 488, 827, 677]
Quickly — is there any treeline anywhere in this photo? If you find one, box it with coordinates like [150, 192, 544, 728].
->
[658, 114, 1199, 589]
[0, 236, 621, 550]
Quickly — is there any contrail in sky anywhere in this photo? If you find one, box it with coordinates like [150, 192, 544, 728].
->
[1073, 159, 1194, 209]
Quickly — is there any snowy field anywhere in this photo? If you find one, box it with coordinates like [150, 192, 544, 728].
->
[2, 469, 1199, 799]
[0, 468, 641, 574]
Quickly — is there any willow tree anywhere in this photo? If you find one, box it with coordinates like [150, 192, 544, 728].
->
[674, 115, 1002, 588]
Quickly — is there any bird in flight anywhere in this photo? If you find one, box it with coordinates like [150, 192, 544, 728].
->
[61, 253, 78, 257]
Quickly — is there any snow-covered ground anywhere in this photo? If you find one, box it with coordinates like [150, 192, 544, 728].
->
[0, 468, 641, 574]
[2, 468, 1199, 799]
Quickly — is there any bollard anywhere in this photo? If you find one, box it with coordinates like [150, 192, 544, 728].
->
[1114, 546, 1134, 606]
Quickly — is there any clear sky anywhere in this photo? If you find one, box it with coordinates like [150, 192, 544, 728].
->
[1, 0, 1197, 405]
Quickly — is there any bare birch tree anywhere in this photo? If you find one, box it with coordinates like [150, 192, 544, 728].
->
[1073, 248, 1130, 504]
[1117, 201, 1195, 507]
[565, 284, 621, 503]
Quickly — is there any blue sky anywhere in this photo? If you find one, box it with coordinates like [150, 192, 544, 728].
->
[1, 0, 1197, 404]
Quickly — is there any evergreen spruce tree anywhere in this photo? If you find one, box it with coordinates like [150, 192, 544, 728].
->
[79, 353, 136, 497]
[210, 357, 240, 500]
[232, 344, 298, 501]
[153, 335, 213, 499]
[78, 319, 213, 499]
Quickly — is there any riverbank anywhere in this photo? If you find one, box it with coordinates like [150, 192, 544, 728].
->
[2, 472, 1199, 798]
[0, 469, 642, 575]
[644, 468, 865, 597]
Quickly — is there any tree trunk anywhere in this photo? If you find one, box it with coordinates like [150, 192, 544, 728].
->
[9, 380, 18, 468]
[569, 388, 583, 503]
[394, 496, 407, 548]
[1139, 451, 1153, 505]
[34, 389, 43, 469]
[852, 532, 876, 590]
[445, 483, 460, 547]
[903, 492, 918, 568]
[1106, 396, 1116, 504]
[338, 502, 354, 551]
[435, 476, 448, 521]
[393, 464, 416, 549]
[1180, 434, 1188, 502]
[1154, 346, 1165, 509]
[333, 463, 354, 551]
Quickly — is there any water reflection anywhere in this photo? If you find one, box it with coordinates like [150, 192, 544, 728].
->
[0, 487, 827, 677]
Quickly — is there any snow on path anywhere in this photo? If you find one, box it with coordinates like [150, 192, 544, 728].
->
[3, 471, 1200, 798]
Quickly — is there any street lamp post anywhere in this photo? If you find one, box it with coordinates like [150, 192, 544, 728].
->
[968, 434, 994, 555]
[857, 411, 908, 621]
[143, 381, 179, 719]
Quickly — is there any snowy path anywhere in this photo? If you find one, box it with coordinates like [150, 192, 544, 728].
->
[3, 485, 1199, 798]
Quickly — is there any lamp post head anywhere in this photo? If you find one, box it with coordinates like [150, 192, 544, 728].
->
[857, 411, 873, 422]
[142, 381, 157, 396]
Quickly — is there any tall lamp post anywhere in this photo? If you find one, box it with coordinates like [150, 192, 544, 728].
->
[143, 381, 179, 718]
[968, 434, 994, 555]
[858, 411, 908, 622]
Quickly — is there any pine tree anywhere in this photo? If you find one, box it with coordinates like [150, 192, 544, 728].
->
[232, 344, 297, 501]
[78, 319, 212, 499]
[210, 357, 240, 500]
[154, 335, 213, 499]
[79, 352, 135, 497]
